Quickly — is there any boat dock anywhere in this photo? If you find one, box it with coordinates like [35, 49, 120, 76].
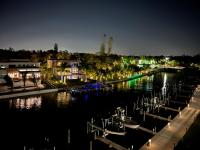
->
[140, 85, 200, 150]
[160, 106, 180, 112]
[137, 126, 157, 135]
[145, 112, 172, 122]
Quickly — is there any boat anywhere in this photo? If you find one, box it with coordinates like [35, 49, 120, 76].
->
[112, 107, 140, 129]
[69, 82, 112, 95]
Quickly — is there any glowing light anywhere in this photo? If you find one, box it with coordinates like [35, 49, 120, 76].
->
[57, 92, 70, 106]
[19, 68, 40, 72]
[165, 57, 170, 61]
[168, 122, 170, 128]
[191, 97, 194, 101]
[148, 139, 151, 146]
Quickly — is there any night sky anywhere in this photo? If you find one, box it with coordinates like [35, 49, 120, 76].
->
[1, 0, 200, 56]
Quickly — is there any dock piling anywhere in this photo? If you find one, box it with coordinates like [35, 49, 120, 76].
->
[68, 129, 70, 144]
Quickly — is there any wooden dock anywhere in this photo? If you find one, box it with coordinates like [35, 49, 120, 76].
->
[87, 122, 126, 136]
[140, 85, 200, 150]
[145, 112, 171, 121]
[137, 126, 156, 135]
[160, 106, 180, 112]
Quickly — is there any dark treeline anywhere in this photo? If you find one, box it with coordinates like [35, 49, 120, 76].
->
[0, 48, 200, 67]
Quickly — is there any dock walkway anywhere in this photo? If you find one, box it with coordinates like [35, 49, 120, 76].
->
[140, 85, 200, 150]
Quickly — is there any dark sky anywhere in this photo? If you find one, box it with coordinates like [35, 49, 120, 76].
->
[0, 0, 200, 55]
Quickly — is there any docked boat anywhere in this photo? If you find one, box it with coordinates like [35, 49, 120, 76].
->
[112, 107, 140, 129]
[69, 82, 112, 95]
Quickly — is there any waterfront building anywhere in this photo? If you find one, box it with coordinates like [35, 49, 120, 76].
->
[0, 59, 40, 87]
[47, 59, 84, 82]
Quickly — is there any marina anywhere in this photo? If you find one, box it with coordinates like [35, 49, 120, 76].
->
[1, 0, 200, 149]
[0, 70, 199, 150]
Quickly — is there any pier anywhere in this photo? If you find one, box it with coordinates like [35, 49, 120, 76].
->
[160, 106, 180, 112]
[87, 121, 126, 136]
[145, 112, 172, 122]
[87, 121, 127, 150]
[137, 126, 157, 135]
[140, 85, 200, 150]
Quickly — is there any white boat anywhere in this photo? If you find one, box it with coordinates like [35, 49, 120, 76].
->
[112, 107, 140, 129]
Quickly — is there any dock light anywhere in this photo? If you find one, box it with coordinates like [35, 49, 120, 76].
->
[168, 122, 170, 128]
[179, 112, 181, 117]
[148, 139, 151, 146]
[187, 104, 189, 108]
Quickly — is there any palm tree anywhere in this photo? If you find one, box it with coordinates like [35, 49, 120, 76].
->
[3, 75, 13, 92]
[32, 72, 38, 87]
[20, 71, 28, 89]
[107, 36, 113, 55]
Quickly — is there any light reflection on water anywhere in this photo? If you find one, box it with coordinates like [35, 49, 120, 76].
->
[127, 75, 154, 91]
[57, 92, 71, 107]
[7, 73, 175, 111]
[8, 92, 74, 110]
[162, 73, 167, 96]
[9, 96, 42, 109]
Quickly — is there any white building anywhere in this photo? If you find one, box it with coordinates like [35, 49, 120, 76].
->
[0, 59, 40, 86]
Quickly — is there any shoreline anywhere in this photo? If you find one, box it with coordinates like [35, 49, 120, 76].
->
[0, 67, 185, 100]
[105, 67, 185, 84]
[105, 74, 145, 84]
[0, 88, 58, 100]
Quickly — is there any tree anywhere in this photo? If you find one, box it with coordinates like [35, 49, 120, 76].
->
[32, 72, 38, 87]
[99, 34, 106, 56]
[52, 43, 58, 59]
[54, 43, 58, 52]
[31, 53, 39, 62]
[20, 71, 28, 89]
[107, 36, 113, 55]
[3, 75, 13, 91]
[100, 43, 105, 56]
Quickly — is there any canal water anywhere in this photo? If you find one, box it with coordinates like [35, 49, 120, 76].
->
[0, 69, 199, 150]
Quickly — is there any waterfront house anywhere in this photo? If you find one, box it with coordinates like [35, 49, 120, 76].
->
[47, 59, 85, 83]
[0, 59, 41, 88]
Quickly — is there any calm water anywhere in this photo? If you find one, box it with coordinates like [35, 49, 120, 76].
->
[0, 70, 199, 150]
